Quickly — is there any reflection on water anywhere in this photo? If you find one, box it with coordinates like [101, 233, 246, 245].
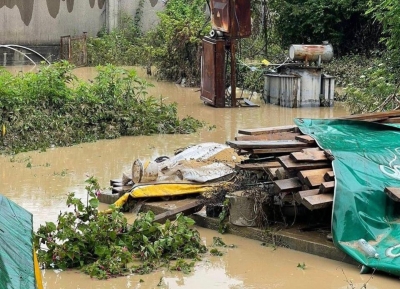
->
[1, 67, 398, 288]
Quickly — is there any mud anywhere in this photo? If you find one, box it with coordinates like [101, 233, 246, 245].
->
[1, 67, 399, 288]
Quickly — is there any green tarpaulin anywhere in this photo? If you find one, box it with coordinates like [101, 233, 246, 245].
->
[295, 118, 400, 276]
[0, 194, 38, 289]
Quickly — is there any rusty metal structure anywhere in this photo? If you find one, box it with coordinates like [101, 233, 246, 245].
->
[60, 32, 88, 67]
[200, 0, 251, 108]
[263, 43, 335, 108]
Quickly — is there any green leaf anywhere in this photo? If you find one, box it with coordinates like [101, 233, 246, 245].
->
[89, 197, 99, 208]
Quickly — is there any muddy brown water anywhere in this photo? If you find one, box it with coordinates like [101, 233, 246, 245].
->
[2, 66, 399, 288]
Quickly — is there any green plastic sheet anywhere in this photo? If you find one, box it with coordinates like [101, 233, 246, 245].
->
[295, 118, 400, 276]
[0, 194, 37, 288]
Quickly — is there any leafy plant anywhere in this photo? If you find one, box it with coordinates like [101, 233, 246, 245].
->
[218, 198, 230, 234]
[297, 262, 306, 270]
[0, 63, 204, 154]
[210, 248, 224, 256]
[35, 177, 208, 279]
[145, 0, 210, 85]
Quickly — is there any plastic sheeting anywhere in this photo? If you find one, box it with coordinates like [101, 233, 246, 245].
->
[295, 118, 400, 276]
[0, 194, 43, 289]
[133, 143, 238, 183]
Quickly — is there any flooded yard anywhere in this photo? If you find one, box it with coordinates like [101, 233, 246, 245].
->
[1, 67, 399, 288]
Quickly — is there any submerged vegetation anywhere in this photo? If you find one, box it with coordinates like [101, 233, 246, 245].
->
[35, 177, 208, 279]
[0, 62, 204, 154]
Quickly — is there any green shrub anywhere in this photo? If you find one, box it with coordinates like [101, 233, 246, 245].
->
[0, 62, 204, 154]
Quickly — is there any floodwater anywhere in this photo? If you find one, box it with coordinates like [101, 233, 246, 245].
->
[1, 66, 399, 288]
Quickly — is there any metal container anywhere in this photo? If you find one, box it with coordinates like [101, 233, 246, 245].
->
[264, 74, 281, 105]
[289, 44, 333, 63]
[200, 36, 226, 107]
[279, 75, 301, 108]
[210, 0, 251, 38]
[284, 67, 322, 107]
[321, 74, 335, 107]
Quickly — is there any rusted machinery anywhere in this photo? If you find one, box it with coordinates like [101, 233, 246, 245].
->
[200, 0, 251, 108]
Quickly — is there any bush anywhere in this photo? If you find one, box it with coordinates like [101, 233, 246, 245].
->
[0, 62, 204, 154]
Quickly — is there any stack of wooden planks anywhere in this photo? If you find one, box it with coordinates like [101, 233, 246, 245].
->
[228, 110, 400, 212]
[227, 125, 335, 211]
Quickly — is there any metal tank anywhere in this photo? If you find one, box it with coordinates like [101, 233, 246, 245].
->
[289, 44, 333, 63]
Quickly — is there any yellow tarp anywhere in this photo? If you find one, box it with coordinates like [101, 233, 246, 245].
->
[111, 183, 218, 210]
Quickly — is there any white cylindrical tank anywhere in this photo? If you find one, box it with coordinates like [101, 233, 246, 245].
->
[289, 44, 333, 62]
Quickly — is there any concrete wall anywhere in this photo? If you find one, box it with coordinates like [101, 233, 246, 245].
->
[0, 0, 165, 46]
[0, 0, 106, 45]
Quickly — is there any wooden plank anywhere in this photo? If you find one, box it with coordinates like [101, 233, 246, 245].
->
[290, 150, 327, 162]
[319, 181, 335, 194]
[235, 132, 300, 141]
[295, 135, 315, 144]
[266, 167, 280, 180]
[226, 140, 310, 150]
[252, 147, 305, 154]
[305, 174, 326, 188]
[273, 177, 302, 193]
[153, 200, 204, 223]
[278, 155, 331, 171]
[302, 194, 334, 211]
[238, 125, 298, 136]
[235, 161, 281, 170]
[385, 187, 400, 202]
[324, 171, 335, 182]
[339, 110, 400, 121]
[381, 117, 400, 124]
[294, 189, 319, 204]
[275, 167, 288, 180]
[297, 168, 332, 184]
[324, 149, 335, 161]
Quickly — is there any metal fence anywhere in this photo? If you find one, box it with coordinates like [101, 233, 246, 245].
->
[60, 32, 87, 67]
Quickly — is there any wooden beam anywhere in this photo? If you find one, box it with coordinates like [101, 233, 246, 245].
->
[295, 135, 315, 144]
[266, 167, 280, 180]
[324, 171, 335, 182]
[238, 125, 298, 135]
[381, 117, 400, 124]
[273, 177, 302, 193]
[278, 155, 331, 171]
[235, 161, 281, 170]
[226, 140, 310, 150]
[297, 168, 332, 184]
[290, 150, 327, 162]
[235, 132, 300, 141]
[305, 174, 326, 188]
[294, 189, 319, 204]
[251, 147, 305, 154]
[385, 187, 400, 202]
[153, 200, 204, 223]
[302, 194, 333, 210]
[339, 110, 400, 121]
[319, 181, 335, 194]
[276, 167, 289, 180]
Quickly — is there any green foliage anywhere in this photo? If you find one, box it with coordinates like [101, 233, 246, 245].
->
[0, 62, 204, 154]
[87, 13, 142, 66]
[34, 177, 207, 279]
[367, 0, 400, 70]
[218, 198, 230, 234]
[146, 0, 210, 85]
[343, 61, 399, 113]
[297, 262, 306, 270]
[270, 0, 382, 55]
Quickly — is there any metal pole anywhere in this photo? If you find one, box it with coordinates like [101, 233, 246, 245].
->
[230, 39, 237, 107]
[3, 53, 6, 66]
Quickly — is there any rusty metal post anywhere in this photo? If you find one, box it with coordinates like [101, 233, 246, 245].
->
[230, 38, 237, 107]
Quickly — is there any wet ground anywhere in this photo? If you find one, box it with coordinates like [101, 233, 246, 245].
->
[1, 66, 399, 288]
